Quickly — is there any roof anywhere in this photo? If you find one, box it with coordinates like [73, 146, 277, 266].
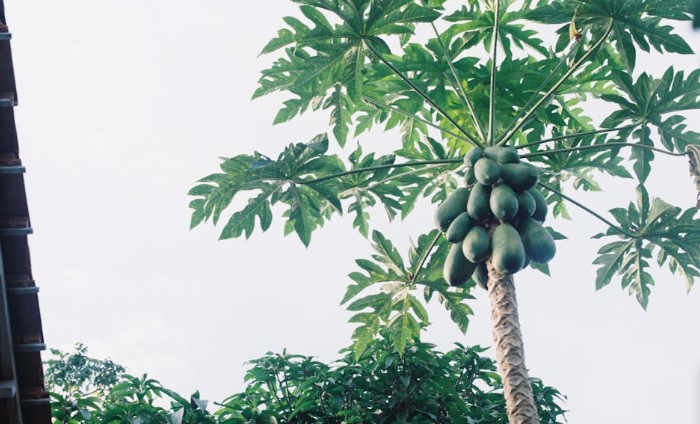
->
[0, 1, 52, 422]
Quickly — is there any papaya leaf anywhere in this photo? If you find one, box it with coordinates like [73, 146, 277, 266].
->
[529, 0, 692, 70]
[594, 194, 700, 308]
[255, 0, 441, 146]
[189, 134, 347, 244]
[342, 229, 474, 355]
[219, 189, 277, 240]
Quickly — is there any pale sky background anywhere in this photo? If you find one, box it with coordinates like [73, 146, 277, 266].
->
[4, 1, 700, 423]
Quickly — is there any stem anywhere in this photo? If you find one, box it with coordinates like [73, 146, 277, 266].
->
[298, 158, 462, 185]
[362, 96, 473, 144]
[517, 124, 639, 149]
[487, 264, 539, 424]
[428, 21, 486, 142]
[275, 373, 294, 413]
[363, 40, 484, 149]
[498, 19, 614, 145]
[521, 142, 688, 159]
[410, 232, 442, 286]
[487, 0, 501, 144]
[497, 42, 579, 145]
[537, 182, 638, 238]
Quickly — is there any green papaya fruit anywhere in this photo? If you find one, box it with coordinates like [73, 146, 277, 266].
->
[466, 183, 492, 222]
[500, 162, 540, 191]
[528, 188, 548, 222]
[516, 191, 536, 219]
[462, 225, 491, 263]
[444, 242, 477, 286]
[517, 217, 556, 263]
[434, 187, 470, 232]
[463, 147, 484, 168]
[489, 183, 519, 221]
[446, 212, 473, 243]
[491, 223, 526, 274]
[257, 412, 278, 424]
[474, 157, 501, 186]
[473, 262, 489, 290]
[464, 168, 477, 186]
[484, 146, 520, 164]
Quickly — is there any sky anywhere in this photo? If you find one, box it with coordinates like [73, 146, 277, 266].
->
[4, 1, 700, 422]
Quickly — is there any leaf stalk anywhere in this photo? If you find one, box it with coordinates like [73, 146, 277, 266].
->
[487, 0, 501, 144]
[517, 124, 640, 149]
[298, 158, 462, 185]
[537, 182, 638, 238]
[521, 142, 689, 159]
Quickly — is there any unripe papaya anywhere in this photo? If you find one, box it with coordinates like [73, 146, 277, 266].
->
[257, 412, 278, 424]
[464, 168, 477, 186]
[517, 217, 556, 263]
[444, 242, 477, 286]
[474, 157, 501, 186]
[435, 187, 470, 232]
[490, 183, 519, 222]
[528, 188, 548, 222]
[473, 262, 489, 290]
[463, 147, 484, 168]
[466, 184, 492, 222]
[446, 212, 473, 243]
[462, 225, 491, 263]
[516, 191, 536, 219]
[491, 223, 526, 274]
[500, 162, 540, 191]
[484, 146, 520, 164]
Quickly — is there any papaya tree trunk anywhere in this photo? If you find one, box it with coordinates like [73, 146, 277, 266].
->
[487, 260, 539, 424]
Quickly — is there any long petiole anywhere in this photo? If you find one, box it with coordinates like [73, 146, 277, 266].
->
[517, 124, 640, 149]
[538, 182, 637, 238]
[335, 165, 452, 199]
[429, 21, 486, 142]
[298, 158, 462, 185]
[364, 40, 485, 149]
[410, 232, 442, 286]
[498, 19, 614, 145]
[487, 0, 501, 144]
[521, 142, 688, 159]
[362, 96, 474, 144]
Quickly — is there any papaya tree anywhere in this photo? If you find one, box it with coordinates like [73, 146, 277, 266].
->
[189, 1, 700, 423]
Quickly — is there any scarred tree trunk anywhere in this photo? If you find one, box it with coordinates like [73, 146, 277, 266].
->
[487, 260, 539, 424]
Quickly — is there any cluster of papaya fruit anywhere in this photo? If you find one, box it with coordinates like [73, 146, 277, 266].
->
[435, 146, 556, 289]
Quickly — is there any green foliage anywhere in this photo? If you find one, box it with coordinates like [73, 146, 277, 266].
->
[51, 373, 214, 424]
[49, 341, 567, 424]
[45, 343, 125, 396]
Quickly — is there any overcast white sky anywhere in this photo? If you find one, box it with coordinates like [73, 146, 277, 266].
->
[5, 1, 700, 422]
